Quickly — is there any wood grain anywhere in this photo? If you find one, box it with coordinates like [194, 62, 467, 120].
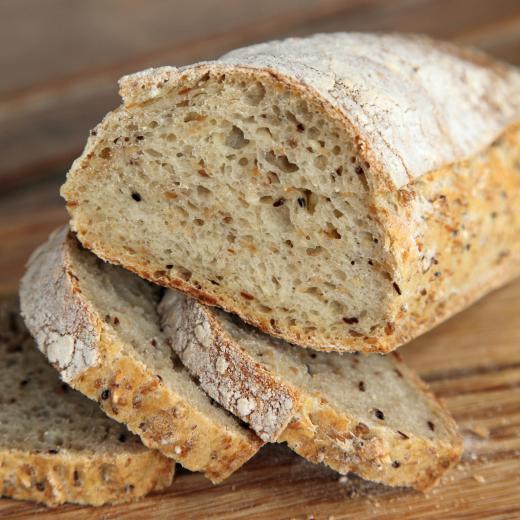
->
[1, 1, 520, 518]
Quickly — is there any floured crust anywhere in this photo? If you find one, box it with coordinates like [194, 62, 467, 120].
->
[160, 290, 462, 490]
[20, 227, 262, 483]
[159, 291, 298, 442]
[119, 33, 520, 189]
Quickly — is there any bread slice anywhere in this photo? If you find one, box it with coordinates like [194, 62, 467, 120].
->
[20, 227, 262, 484]
[0, 296, 174, 507]
[160, 289, 462, 490]
[61, 33, 520, 353]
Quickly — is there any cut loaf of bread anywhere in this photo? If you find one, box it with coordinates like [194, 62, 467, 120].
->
[0, 296, 174, 507]
[20, 227, 262, 483]
[62, 32, 520, 353]
[160, 290, 462, 490]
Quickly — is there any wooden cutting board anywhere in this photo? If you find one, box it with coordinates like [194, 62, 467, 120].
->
[1, 188, 519, 518]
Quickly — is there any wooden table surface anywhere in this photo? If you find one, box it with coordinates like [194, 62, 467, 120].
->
[2, 1, 520, 518]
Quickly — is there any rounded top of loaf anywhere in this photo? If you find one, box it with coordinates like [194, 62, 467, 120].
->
[119, 32, 520, 188]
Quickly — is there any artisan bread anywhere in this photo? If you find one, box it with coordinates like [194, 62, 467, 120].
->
[0, 296, 174, 507]
[160, 290, 462, 490]
[61, 32, 520, 353]
[20, 227, 262, 483]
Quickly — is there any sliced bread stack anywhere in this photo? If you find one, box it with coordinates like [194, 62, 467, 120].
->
[20, 226, 461, 492]
[15, 31, 520, 505]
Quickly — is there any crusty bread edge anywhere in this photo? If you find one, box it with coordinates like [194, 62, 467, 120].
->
[279, 352, 462, 491]
[0, 447, 174, 507]
[20, 226, 262, 483]
[159, 290, 299, 442]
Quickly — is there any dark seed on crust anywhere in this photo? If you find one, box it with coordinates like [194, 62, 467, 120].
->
[118, 433, 127, 443]
[374, 409, 385, 420]
[343, 317, 359, 324]
[392, 282, 402, 295]
[297, 197, 306, 208]
[392, 461, 401, 468]
[273, 198, 286, 207]
[427, 420, 435, 431]
[101, 389, 110, 400]
[358, 381, 366, 392]
[131, 192, 142, 202]
[397, 430, 409, 440]
[36, 482, 45, 492]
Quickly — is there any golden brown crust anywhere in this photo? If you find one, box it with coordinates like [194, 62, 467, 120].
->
[0, 447, 173, 507]
[20, 228, 262, 483]
[279, 352, 462, 491]
[73, 340, 262, 483]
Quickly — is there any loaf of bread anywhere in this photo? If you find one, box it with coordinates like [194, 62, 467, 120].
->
[160, 290, 461, 490]
[61, 33, 520, 353]
[20, 227, 262, 483]
[0, 296, 174, 507]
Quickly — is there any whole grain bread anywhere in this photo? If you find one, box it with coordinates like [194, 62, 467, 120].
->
[0, 296, 174, 507]
[160, 290, 462, 490]
[20, 227, 262, 484]
[61, 32, 520, 353]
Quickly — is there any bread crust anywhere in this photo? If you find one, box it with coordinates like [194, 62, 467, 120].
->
[119, 34, 520, 188]
[0, 447, 173, 507]
[63, 33, 520, 353]
[160, 291, 462, 490]
[159, 291, 298, 442]
[20, 227, 262, 483]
